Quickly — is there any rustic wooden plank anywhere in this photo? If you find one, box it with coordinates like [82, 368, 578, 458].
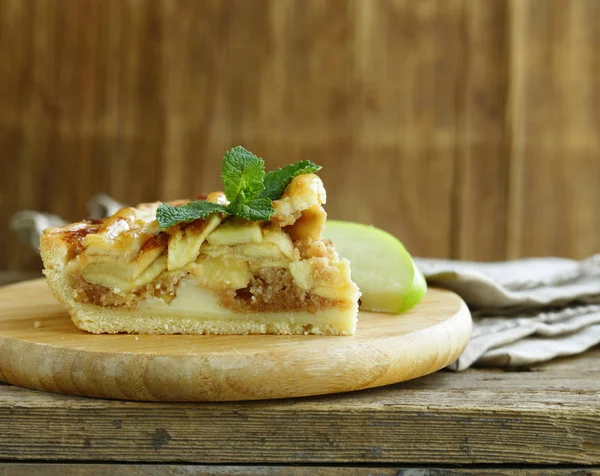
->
[342, 0, 462, 258]
[453, 0, 510, 260]
[3, 0, 600, 268]
[0, 349, 597, 464]
[0, 464, 597, 476]
[0, 0, 464, 271]
[158, 0, 287, 199]
[0, 0, 44, 272]
[507, 0, 600, 259]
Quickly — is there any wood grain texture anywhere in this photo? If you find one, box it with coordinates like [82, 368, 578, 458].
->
[507, 0, 600, 259]
[1, 0, 599, 270]
[0, 347, 597, 464]
[344, 0, 462, 259]
[0, 464, 598, 476]
[0, 279, 471, 402]
[453, 0, 511, 260]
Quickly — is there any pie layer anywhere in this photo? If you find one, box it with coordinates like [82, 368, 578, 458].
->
[40, 174, 361, 335]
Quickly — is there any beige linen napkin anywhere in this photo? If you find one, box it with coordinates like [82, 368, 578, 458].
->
[10, 195, 600, 370]
[417, 256, 600, 370]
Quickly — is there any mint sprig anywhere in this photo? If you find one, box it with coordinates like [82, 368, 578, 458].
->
[156, 146, 322, 228]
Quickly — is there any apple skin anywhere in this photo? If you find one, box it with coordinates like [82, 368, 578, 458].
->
[396, 258, 427, 313]
[323, 220, 427, 314]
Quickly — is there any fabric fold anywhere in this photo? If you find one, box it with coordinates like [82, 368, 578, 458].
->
[417, 257, 600, 370]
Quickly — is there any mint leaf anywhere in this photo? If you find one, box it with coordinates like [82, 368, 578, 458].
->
[156, 147, 323, 229]
[230, 197, 274, 221]
[222, 146, 266, 214]
[263, 160, 322, 200]
[156, 201, 228, 228]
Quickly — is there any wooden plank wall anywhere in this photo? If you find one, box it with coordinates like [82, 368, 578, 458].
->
[1, 0, 598, 270]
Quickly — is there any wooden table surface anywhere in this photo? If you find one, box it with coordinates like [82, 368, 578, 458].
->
[0, 272, 598, 475]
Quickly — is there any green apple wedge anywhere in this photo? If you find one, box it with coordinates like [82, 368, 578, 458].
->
[323, 220, 427, 314]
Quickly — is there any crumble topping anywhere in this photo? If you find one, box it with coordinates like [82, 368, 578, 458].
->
[70, 266, 346, 313]
[71, 271, 186, 308]
[295, 237, 338, 261]
[219, 267, 347, 313]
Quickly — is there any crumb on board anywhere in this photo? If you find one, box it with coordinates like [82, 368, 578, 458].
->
[135, 336, 139, 341]
[33, 321, 42, 328]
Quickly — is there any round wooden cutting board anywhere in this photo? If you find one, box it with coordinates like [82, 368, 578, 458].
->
[0, 279, 471, 402]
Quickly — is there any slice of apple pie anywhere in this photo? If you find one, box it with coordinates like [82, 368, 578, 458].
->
[40, 147, 361, 335]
